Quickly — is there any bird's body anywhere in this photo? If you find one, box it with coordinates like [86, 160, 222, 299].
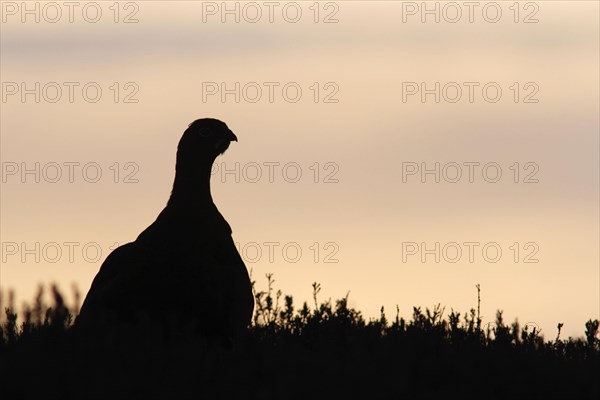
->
[77, 119, 254, 340]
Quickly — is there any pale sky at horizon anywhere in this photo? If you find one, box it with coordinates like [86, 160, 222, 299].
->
[1, 1, 598, 339]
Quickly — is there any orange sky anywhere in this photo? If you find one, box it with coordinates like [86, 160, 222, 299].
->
[1, 1, 598, 339]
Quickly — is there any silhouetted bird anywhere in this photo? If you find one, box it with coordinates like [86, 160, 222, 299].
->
[77, 118, 254, 341]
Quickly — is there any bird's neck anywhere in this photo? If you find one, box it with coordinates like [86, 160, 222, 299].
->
[167, 161, 215, 208]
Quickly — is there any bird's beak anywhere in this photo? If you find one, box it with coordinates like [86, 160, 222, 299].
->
[227, 130, 238, 142]
[215, 129, 237, 155]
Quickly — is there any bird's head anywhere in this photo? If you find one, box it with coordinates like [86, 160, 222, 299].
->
[176, 118, 238, 169]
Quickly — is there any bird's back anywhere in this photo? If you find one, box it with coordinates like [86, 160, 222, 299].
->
[77, 206, 254, 339]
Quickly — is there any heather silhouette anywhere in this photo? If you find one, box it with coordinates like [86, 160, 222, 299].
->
[0, 279, 598, 400]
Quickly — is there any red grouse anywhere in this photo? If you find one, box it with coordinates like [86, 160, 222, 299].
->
[77, 118, 254, 340]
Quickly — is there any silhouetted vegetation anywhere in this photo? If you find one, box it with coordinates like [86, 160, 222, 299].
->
[1, 275, 598, 400]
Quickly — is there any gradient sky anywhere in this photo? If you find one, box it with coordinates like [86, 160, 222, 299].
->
[1, 1, 598, 339]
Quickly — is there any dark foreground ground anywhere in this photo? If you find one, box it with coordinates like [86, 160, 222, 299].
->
[1, 279, 598, 400]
